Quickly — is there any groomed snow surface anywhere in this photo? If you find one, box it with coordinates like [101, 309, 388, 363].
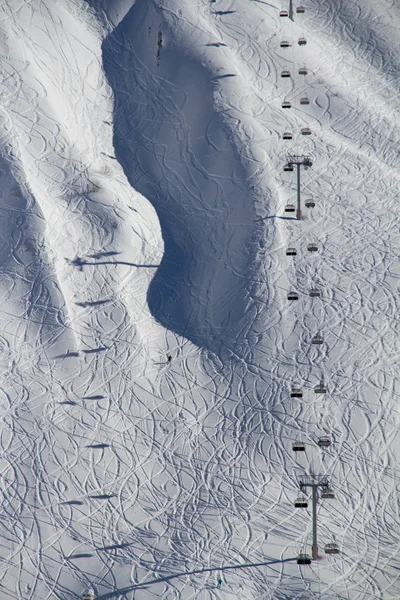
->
[0, 0, 399, 598]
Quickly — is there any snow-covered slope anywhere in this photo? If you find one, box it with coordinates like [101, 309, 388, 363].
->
[0, 0, 399, 598]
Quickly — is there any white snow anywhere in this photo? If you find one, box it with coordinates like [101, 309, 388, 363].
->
[0, 0, 399, 598]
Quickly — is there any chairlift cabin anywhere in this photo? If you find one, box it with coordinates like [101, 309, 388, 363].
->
[285, 203, 296, 212]
[311, 333, 323, 345]
[314, 383, 327, 394]
[296, 5, 305, 13]
[309, 288, 321, 297]
[298, 66, 308, 75]
[301, 127, 312, 135]
[280, 10, 289, 17]
[283, 132, 293, 140]
[282, 101, 292, 108]
[298, 37, 307, 45]
[284, 163, 294, 171]
[290, 388, 303, 398]
[305, 199, 315, 208]
[287, 291, 299, 300]
[294, 496, 308, 508]
[324, 541, 340, 554]
[321, 487, 335, 499]
[300, 97, 310, 105]
[292, 441, 305, 452]
[297, 553, 311, 565]
[286, 247, 297, 256]
[280, 40, 290, 47]
[307, 243, 318, 252]
[83, 589, 96, 600]
[317, 436, 331, 448]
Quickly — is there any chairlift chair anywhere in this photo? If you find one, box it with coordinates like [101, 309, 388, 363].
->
[317, 436, 331, 448]
[292, 441, 305, 452]
[286, 247, 297, 256]
[309, 288, 321, 297]
[296, 5, 305, 13]
[324, 542, 340, 554]
[280, 40, 290, 47]
[287, 291, 299, 300]
[307, 243, 318, 252]
[300, 97, 310, 105]
[298, 66, 308, 75]
[298, 37, 307, 45]
[301, 127, 312, 135]
[285, 203, 296, 212]
[280, 10, 289, 17]
[290, 388, 303, 398]
[314, 383, 327, 394]
[303, 157, 312, 168]
[281, 70, 291, 78]
[311, 333, 323, 344]
[321, 487, 335, 499]
[294, 496, 308, 508]
[282, 101, 292, 108]
[305, 199, 315, 208]
[297, 553, 311, 565]
[82, 589, 96, 600]
[282, 132, 293, 140]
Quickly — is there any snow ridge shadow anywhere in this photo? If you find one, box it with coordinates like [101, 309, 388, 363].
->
[102, 0, 253, 353]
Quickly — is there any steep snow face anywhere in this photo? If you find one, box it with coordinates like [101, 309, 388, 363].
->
[0, 0, 399, 598]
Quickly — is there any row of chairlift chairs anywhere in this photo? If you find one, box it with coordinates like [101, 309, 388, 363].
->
[279, 4, 340, 564]
[284, 198, 314, 214]
[286, 243, 318, 255]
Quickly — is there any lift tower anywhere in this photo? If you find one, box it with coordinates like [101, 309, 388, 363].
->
[284, 155, 312, 220]
[298, 475, 333, 560]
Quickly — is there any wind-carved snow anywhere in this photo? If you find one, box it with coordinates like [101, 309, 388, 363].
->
[0, 0, 399, 598]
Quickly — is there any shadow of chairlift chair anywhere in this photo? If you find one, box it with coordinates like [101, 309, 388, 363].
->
[305, 199, 315, 208]
[311, 333, 324, 345]
[281, 40, 291, 47]
[281, 70, 291, 78]
[309, 288, 321, 297]
[285, 203, 296, 213]
[324, 541, 340, 554]
[298, 66, 308, 75]
[286, 247, 297, 256]
[292, 441, 305, 452]
[314, 382, 327, 394]
[287, 291, 299, 300]
[282, 131, 293, 140]
[294, 495, 308, 508]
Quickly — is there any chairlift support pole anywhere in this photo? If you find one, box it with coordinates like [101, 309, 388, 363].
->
[299, 475, 330, 561]
[296, 162, 301, 221]
[286, 155, 312, 221]
[289, 0, 294, 20]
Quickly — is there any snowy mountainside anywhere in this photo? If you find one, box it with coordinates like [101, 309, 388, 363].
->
[0, 0, 399, 598]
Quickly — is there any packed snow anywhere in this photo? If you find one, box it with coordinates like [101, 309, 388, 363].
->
[0, 0, 399, 598]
